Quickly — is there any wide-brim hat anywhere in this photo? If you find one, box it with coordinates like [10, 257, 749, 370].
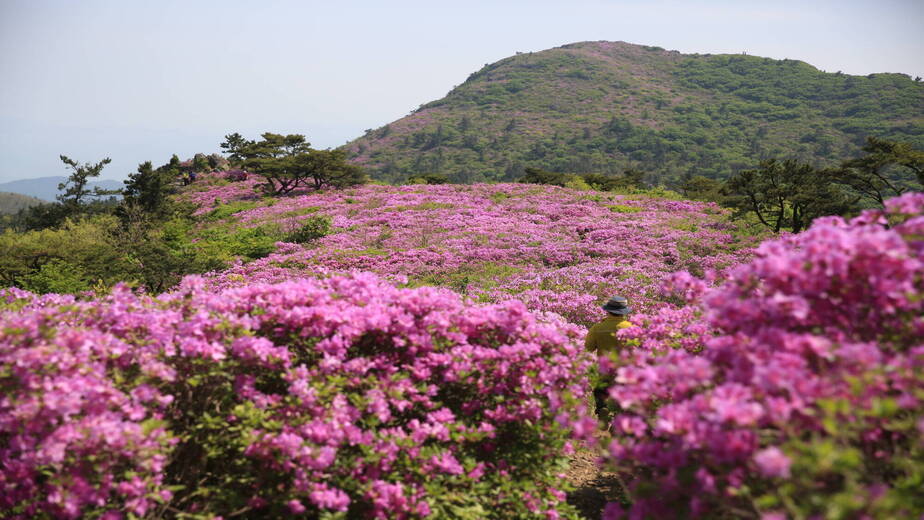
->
[602, 296, 631, 315]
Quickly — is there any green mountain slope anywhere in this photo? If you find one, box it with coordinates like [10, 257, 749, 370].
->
[344, 41, 924, 185]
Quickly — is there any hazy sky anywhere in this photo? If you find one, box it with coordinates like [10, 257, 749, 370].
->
[1, 0, 921, 183]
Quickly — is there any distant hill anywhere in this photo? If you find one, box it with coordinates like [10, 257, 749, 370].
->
[345, 41, 924, 185]
[0, 176, 123, 201]
[0, 191, 45, 214]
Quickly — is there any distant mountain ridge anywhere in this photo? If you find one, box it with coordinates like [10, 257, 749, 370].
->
[0, 176, 123, 201]
[0, 192, 45, 214]
[345, 41, 924, 184]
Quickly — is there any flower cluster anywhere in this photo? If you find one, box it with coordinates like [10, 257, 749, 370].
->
[186, 181, 760, 326]
[1, 272, 592, 518]
[602, 192, 924, 518]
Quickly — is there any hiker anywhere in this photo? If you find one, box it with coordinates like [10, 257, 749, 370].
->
[585, 296, 633, 355]
[585, 296, 633, 420]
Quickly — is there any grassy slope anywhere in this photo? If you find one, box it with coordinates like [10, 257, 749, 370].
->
[344, 41, 924, 185]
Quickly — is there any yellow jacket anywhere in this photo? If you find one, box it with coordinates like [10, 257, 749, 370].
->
[585, 315, 633, 354]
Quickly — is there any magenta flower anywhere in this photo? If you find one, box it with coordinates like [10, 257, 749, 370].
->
[753, 447, 792, 478]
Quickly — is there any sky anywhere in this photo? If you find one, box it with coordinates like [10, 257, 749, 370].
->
[0, 0, 922, 183]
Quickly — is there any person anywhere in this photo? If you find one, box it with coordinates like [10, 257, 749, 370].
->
[585, 296, 634, 421]
[585, 296, 633, 355]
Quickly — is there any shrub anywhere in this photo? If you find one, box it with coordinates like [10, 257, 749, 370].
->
[191, 223, 281, 262]
[0, 273, 593, 519]
[0, 216, 138, 294]
[407, 173, 450, 185]
[606, 204, 644, 214]
[203, 200, 262, 221]
[285, 215, 332, 244]
[563, 175, 592, 191]
[226, 169, 248, 182]
[601, 192, 924, 518]
[16, 259, 91, 294]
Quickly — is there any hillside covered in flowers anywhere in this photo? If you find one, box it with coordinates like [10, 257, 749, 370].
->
[183, 174, 759, 325]
[2, 173, 922, 519]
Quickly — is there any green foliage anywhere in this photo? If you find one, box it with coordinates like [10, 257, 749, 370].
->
[221, 132, 367, 194]
[119, 160, 175, 220]
[285, 215, 332, 244]
[607, 204, 644, 213]
[344, 42, 924, 185]
[407, 261, 523, 295]
[194, 223, 282, 262]
[520, 167, 568, 186]
[520, 167, 648, 193]
[614, 186, 687, 201]
[9, 155, 121, 231]
[1, 145, 329, 294]
[203, 200, 263, 222]
[0, 216, 138, 293]
[9, 201, 73, 231]
[17, 259, 91, 294]
[583, 170, 645, 191]
[830, 137, 924, 206]
[57, 155, 116, 207]
[407, 173, 450, 185]
[725, 158, 860, 232]
[564, 175, 592, 191]
[0, 198, 280, 295]
[680, 175, 727, 204]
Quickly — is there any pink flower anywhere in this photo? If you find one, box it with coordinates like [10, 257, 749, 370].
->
[753, 447, 791, 478]
[287, 499, 306, 514]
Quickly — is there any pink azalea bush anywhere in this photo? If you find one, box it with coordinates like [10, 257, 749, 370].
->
[11, 171, 921, 518]
[602, 192, 924, 519]
[1, 273, 593, 519]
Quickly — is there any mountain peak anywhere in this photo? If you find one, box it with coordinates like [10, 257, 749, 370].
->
[345, 41, 924, 184]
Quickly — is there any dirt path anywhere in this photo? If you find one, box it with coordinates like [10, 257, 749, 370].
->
[564, 444, 626, 519]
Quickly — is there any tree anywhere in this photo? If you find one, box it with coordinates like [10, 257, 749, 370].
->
[220, 133, 367, 195]
[57, 155, 115, 208]
[725, 159, 859, 233]
[12, 155, 118, 231]
[407, 173, 450, 185]
[219, 133, 252, 164]
[119, 161, 172, 219]
[681, 175, 726, 203]
[582, 172, 638, 191]
[298, 149, 366, 190]
[520, 167, 568, 186]
[622, 169, 646, 188]
[830, 137, 924, 207]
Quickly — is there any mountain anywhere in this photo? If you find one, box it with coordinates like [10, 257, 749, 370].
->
[344, 41, 924, 185]
[0, 191, 45, 214]
[0, 176, 124, 201]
